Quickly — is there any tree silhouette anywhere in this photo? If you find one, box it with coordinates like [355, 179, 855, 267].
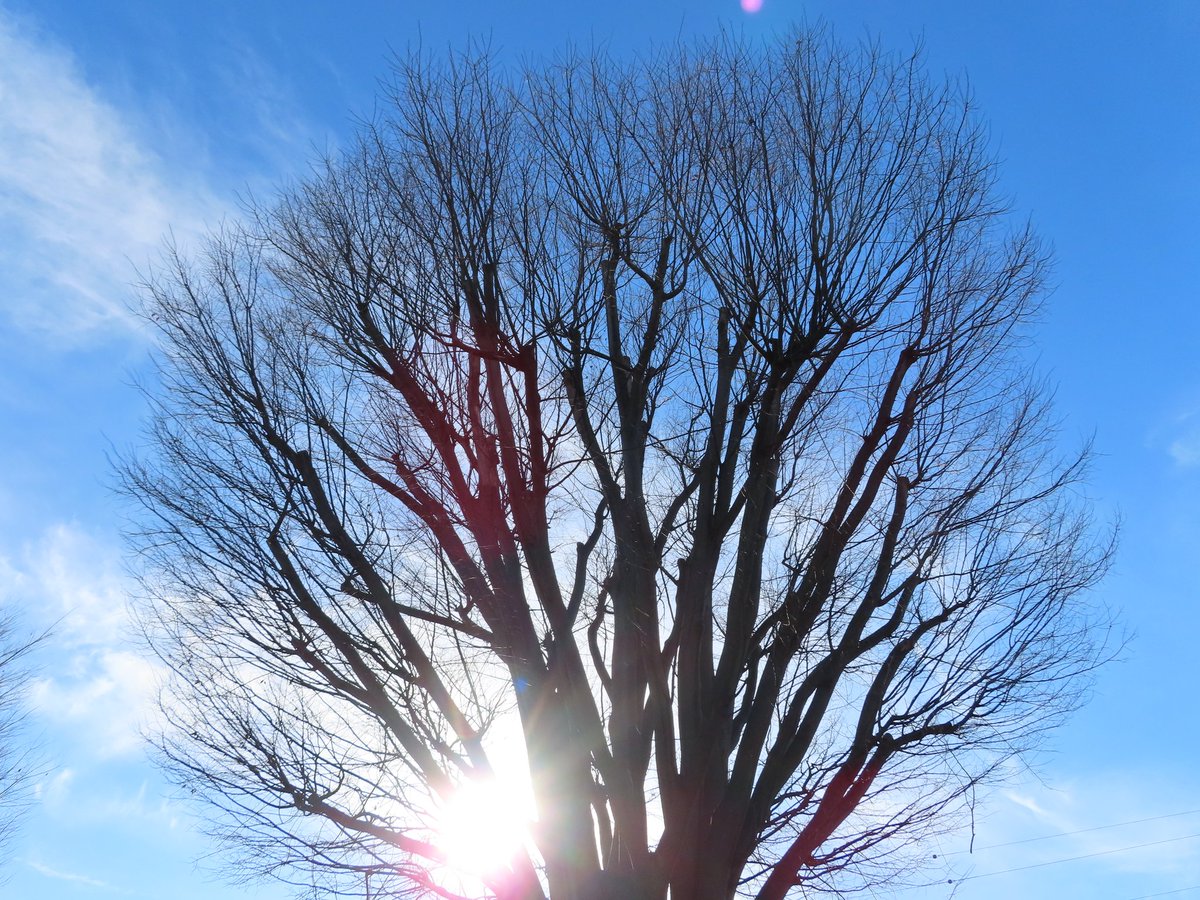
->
[124, 31, 1111, 900]
[0, 615, 42, 874]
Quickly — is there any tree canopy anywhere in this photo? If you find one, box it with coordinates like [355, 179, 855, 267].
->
[124, 29, 1110, 900]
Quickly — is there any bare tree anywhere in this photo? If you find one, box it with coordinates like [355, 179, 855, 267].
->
[123, 30, 1111, 900]
[0, 615, 42, 873]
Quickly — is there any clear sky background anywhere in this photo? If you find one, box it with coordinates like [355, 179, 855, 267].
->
[0, 1, 1196, 898]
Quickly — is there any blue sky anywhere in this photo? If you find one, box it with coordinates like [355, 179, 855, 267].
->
[0, 1, 1196, 898]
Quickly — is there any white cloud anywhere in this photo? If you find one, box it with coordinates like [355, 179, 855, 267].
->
[1147, 396, 1200, 469]
[1168, 430, 1200, 467]
[0, 522, 126, 646]
[26, 858, 120, 892]
[30, 649, 160, 758]
[0, 11, 226, 342]
[33, 764, 184, 837]
[1001, 788, 1058, 824]
[33, 767, 75, 805]
[217, 40, 320, 167]
[0, 523, 164, 758]
[92, 778, 182, 831]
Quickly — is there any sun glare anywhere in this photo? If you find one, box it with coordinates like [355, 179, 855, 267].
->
[437, 778, 531, 879]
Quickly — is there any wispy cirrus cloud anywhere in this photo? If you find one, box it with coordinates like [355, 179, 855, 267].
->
[1167, 420, 1200, 468]
[0, 10, 226, 342]
[25, 857, 132, 894]
[26, 858, 114, 890]
[1146, 400, 1200, 469]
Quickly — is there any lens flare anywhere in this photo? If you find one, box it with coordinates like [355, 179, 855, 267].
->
[437, 778, 530, 878]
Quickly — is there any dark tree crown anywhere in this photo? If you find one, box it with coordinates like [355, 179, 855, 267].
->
[123, 28, 1111, 900]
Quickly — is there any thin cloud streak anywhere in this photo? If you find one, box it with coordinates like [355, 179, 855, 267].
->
[26, 858, 119, 891]
[1167, 426, 1200, 467]
[0, 11, 226, 343]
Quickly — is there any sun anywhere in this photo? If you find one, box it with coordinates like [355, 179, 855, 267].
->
[436, 777, 532, 880]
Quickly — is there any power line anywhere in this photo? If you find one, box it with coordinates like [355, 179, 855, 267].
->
[1122, 886, 1200, 900]
[957, 808, 1200, 853]
[951, 830, 1200, 882]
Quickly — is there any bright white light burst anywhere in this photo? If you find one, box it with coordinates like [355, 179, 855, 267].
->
[437, 778, 531, 879]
